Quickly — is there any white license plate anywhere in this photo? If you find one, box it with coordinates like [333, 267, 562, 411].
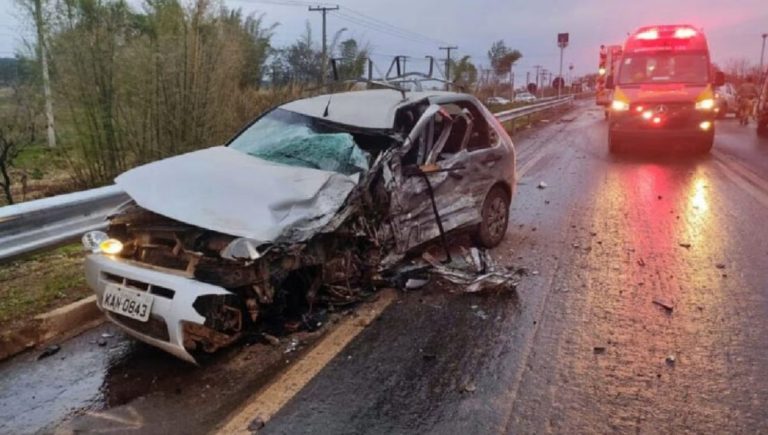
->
[103, 284, 154, 322]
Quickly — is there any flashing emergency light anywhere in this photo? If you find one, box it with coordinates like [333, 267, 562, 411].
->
[635, 29, 659, 40]
[674, 28, 697, 39]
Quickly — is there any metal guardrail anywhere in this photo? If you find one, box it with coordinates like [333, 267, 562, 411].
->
[495, 95, 574, 123]
[0, 95, 575, 263]
[0, 185, 128, 262]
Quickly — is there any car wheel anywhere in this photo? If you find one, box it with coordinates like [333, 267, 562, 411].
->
[757, 120, 768, 137]
[697, 134, 714, 153]
[608, 132, 622, 153]
[476, 185, 510, 248]
[717, 103, 727, 119]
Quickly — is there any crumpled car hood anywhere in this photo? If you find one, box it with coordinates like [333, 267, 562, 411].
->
[115, 146, 359, 244]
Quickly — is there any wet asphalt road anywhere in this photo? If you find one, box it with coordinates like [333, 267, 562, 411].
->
[2, 101, 768, 433]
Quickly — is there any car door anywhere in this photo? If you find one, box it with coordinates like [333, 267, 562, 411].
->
[388, 102, 488, 254]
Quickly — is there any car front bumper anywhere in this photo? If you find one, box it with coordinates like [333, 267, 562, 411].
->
[609, 111, 715, 144]
[85, 254, 234, 363]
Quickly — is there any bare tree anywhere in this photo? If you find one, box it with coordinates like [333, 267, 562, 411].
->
[0, 87, 37, 204]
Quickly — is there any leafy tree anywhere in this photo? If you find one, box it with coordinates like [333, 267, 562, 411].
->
[282, 22, 322, 84]
[487, 40, 522, 77]
[448, 55, 477, 89]
[334, 38, 368, 80]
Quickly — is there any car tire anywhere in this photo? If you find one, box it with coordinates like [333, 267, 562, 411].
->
[758, 120, 768, 137]
[608, 132, 622, 153]
[717, 103, 727, 119]
[697, 134, 714, 154]
[476, 185, 510, 249]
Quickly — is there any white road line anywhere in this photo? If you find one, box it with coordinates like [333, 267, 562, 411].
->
[216, 289, 398, 434]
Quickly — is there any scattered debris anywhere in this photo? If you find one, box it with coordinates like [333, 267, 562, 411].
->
[248, 417, 266, 431]
[473, 308, 489, 320]
[589, 231, 597, 237]
[413, 248, 520, 294]
[715, 263, 726, 269]
[284, 338, 300, 354]
[422, 351, 437, 362]
[666, 355, 676, 366]
[593, 346, 606, 355]
[405, 278, 430, 289]
[302, 310, 328, 332]
[101, 333, 114, 339]
[460, 381, 477, 393]
[653, 298, 674, 314]
[537, 181, 548, 189]
[544, 200, 550, 205]
[572, 243, 580, 249]
[37, 344, 61, 360]
[532, 270, 540, 276]
[679, 242, 692, 249]
[637, 258, 646, 267]
[262, 333, 281, 347]
[97, 338, 108, 347]
[657, 195, 663, 200]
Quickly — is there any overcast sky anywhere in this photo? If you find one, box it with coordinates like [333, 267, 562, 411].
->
[1, 0, 767, 80]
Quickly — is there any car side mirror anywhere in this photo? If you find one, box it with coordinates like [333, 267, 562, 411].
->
[605, 76, 615, 90]
[714, 71, 725, 87]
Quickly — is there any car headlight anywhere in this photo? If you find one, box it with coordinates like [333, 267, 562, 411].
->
[611, 100, 630, 111]
[99, 239, 124, 255]
[82, 231, 123, 255]
[695, 98, 715, 110]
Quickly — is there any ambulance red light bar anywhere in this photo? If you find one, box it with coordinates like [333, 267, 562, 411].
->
[633, 26, 698, 41]
[674, 27, 697, 38]
[635, 29, 659, 40]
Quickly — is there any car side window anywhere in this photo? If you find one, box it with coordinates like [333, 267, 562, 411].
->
[401, 110, 450, 166]
[460, 101, 495, 151]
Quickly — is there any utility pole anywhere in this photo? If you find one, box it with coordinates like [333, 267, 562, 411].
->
[308, 5, 339, 84]
[33, 0, 55, 148]
[439, 45, 458, 90]
[510, 66, 515, 101]
[760, 33, 767, 81]
[557, 33, 569, 98]
[533, 65, 542, 96]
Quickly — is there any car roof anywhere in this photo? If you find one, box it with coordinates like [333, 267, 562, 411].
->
[279, 89, 468, 130]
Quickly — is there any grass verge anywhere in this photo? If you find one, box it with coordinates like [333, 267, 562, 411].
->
[0, 244, 90, 331]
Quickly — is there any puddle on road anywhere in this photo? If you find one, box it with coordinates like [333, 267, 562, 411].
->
[0, 323, 191, 434]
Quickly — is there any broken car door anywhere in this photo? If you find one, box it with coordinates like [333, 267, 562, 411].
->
[388, 103, 481, 253]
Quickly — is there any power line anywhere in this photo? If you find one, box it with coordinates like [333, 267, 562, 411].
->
[341, 6, 450, 46]
[330, 11, 442, 48]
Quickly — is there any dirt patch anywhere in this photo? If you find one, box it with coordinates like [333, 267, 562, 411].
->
[0, 244, 90, 332]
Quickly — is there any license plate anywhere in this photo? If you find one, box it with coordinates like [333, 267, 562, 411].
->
[102, 284, 153, 322]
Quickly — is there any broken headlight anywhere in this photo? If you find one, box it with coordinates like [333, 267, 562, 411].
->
[82, 230, 123, 255]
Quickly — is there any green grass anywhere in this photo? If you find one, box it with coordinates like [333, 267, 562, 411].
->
[0, 244, 90, 329]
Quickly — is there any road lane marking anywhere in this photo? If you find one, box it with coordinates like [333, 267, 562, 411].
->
[712, 150, 768, 207]
[216, 288, 398, 434]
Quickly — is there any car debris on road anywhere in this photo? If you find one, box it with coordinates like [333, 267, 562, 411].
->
[80, 88, 517, 362]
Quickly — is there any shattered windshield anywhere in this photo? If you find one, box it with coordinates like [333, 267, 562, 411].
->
[229, 108, 370, 176]
[618, 52, 710, 85]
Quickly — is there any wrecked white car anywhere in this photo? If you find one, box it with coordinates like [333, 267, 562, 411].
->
[82, 89, 516, 362]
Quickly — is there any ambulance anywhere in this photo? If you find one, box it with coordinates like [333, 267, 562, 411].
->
[606, 25, 725, 153]
[596, 44, 623, 118]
